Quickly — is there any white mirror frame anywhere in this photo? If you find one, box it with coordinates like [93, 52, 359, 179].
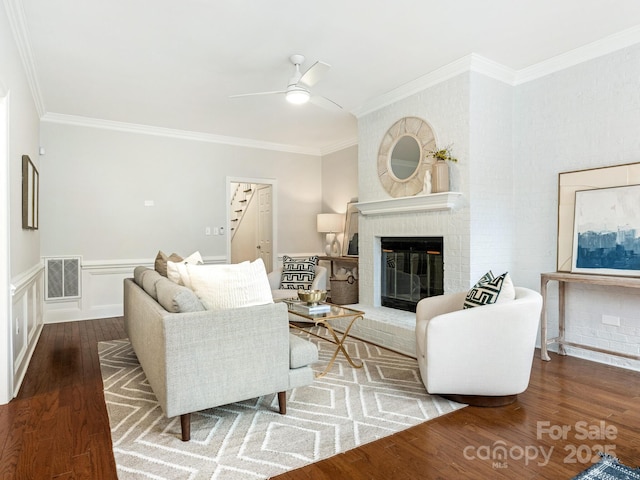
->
[377, 117, 436, 197]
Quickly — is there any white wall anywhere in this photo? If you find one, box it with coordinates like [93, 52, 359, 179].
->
[39, 122, 326, 321]
[514, 44, 640, 370]
[1, 2, 44, 403]
[468, 72, 515, 281]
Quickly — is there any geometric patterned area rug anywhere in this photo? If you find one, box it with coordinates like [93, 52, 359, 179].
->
[572, 453, 640, 479]
[99, 327, 465, 480]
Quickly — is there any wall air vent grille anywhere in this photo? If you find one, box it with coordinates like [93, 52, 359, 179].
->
[45, 257, 81, 301]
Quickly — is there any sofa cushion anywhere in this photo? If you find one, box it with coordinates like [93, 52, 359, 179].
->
[289, 333, 318, 369]
[141, 269, 164, 300]
[133, 266, 151, 286]
[280, 255, 319, 290]
[187, 259, 273, 310]
[155, 251, 183, 277]
[167, 251, 204, 287]
[463, 271, 515, 309]
[156, 277, 205, 313]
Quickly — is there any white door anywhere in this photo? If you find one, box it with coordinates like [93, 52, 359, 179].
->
[257, 185, 273, 272]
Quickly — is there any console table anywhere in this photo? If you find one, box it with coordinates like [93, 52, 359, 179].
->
[318, 256, 359, 304]
[540, 271, 640, 361]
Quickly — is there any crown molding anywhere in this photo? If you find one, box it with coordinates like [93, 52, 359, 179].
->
[353, 27, 640, 117]
[41, 113, 324, 156]
[3, 0, 45, 116]
[319, 137, 359, 156]
[514, 25, 640, 85]
[351, 55, 476, 118]
[352, 54, 517, 118]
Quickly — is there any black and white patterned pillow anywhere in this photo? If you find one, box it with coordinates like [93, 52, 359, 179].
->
[280, 255, 319, 290]
[463, 271, 508, 309]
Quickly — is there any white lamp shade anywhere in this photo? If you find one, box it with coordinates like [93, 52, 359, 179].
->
[317, 213, 344, 233]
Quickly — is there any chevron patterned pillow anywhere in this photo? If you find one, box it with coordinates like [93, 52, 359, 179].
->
[463, 271, 513, 309]
[280, 255, 319, 290]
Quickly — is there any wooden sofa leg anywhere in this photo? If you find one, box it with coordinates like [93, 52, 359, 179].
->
[278, 391, 287, 415]
[181, 413, 191, 441]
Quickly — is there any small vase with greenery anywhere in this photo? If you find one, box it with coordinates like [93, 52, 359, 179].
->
[426, 145, 458, 163]
[426, 145, 456, 193]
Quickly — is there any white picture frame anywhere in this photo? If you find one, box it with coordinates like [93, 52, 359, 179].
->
[571, 184, 640, 276]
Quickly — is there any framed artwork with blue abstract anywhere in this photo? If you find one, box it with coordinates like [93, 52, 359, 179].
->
[572, 184, 640, 276]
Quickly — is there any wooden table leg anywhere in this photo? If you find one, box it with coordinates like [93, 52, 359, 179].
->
[558, 281, 567, 355]
[540, 277, 551, 361]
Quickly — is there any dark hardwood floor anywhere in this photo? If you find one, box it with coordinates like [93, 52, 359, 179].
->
[1, 317, 639, 479]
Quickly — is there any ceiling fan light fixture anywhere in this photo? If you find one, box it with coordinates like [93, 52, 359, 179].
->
[285, 88, 310, 104]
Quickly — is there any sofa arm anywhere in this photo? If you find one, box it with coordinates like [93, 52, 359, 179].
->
[267, 268, 283, 290]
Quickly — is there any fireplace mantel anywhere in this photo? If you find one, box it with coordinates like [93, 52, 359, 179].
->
[355, 192, 462, 216]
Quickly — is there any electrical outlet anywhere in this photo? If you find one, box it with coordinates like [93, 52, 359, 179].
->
[213, 227, 220, 235]
[205, 227, 211, 236]
[602, 315, 620, 326]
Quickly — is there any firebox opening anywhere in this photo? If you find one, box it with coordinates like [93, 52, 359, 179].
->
[381, 237, 444, 313]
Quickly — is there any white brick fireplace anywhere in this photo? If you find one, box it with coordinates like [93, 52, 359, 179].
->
[356, 193, 468, 308]
[334, 69, 516, 357]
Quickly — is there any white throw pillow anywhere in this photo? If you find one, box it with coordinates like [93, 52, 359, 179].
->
[186, 258, 274, 310]
[167, 251, 204, 288]
[463, 271, 515, 309]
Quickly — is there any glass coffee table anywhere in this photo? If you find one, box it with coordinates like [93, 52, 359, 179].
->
[283, 300, 364, 378]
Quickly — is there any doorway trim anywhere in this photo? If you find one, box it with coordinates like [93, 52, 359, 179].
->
[0, 87, 12, 404]
[226, 176, 277, 269]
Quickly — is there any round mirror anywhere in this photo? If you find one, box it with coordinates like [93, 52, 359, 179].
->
[378, 117, 436, 197]
[389, 135, 421, 180]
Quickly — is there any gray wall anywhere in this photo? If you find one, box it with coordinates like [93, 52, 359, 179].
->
[321, 144, 358, 212]
[40, 122, 328, 261]
[1, 2, 43, 403]
[1, 8, 41, 278]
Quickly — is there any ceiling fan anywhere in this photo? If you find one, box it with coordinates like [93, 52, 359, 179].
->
[229, 54, 342, 110]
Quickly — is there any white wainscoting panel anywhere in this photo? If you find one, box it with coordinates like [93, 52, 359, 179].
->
[11, 263, 44, 397]
[43, 256, 227, 324]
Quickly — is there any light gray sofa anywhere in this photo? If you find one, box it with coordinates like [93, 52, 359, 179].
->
[124, 267, 318, 441]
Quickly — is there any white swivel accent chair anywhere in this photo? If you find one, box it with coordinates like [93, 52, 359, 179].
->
[415, 287, 543, 406]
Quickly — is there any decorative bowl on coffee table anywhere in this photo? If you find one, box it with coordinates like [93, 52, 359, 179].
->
[298, 289, 327, 306]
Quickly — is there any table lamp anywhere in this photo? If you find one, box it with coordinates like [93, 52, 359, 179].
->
[317, 213, 345, 257]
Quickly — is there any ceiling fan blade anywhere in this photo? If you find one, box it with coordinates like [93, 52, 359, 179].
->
[229, 90, 285, 99]
[299, 61, 331, 87]
[310, 95, 343, 110]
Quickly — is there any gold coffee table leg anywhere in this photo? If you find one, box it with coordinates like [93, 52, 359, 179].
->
[316, 315, 363, 378]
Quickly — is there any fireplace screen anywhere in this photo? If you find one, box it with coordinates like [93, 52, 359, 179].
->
[381, 237, 444, 312]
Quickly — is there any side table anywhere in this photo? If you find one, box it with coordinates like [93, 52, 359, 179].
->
[285, 300, 364, 377]
[540, 271, 640, 361]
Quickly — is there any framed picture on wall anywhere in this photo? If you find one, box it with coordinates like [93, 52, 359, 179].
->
[571, 184, 640, 276]
[342, 202, 359, 257]
[557, 162, 640, 271]
[22, 155, 39, 230]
